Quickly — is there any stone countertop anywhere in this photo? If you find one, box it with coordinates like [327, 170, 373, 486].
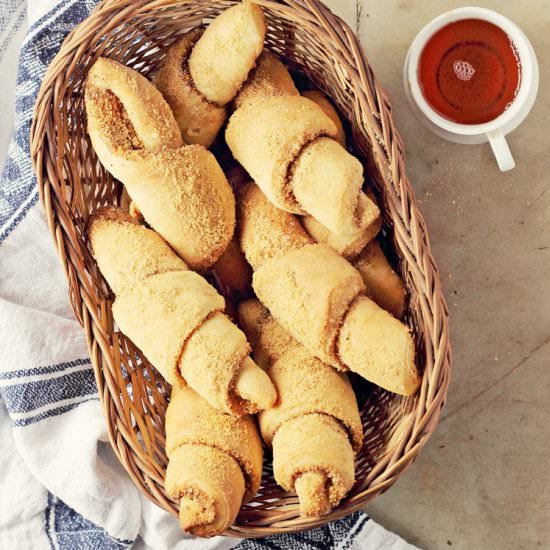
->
[323, 1, 550, 548]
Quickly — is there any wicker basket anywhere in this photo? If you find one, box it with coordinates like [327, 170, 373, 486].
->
[30, 0, 451, 538]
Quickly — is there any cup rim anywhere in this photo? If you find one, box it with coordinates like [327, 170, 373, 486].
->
[406, 6, 534, 135]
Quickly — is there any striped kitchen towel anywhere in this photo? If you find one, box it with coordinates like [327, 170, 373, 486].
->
[0, 1, 420, 549]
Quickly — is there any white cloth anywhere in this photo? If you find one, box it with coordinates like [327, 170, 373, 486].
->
[0, 1, 420, 548]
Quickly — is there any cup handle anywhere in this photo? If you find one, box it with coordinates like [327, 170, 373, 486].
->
[487, 130, 515, 172]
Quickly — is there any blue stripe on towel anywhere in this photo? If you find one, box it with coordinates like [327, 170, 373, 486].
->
[45, 493, 133, 550]
[2, 368, 97, 414]
[235, 511, 369, 549]
[13, 397, 98, 428]
[0, 357, 91, 380]
[0, 0, 98, 244]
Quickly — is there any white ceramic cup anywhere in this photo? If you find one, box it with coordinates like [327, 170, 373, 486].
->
[403, 6, 539, 171]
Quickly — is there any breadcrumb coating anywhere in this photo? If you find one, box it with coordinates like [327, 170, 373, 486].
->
[234, 51, 299, 109]
[88, 210, 276, 412]
[189, 1, 266, 105]
[237, 184, 419, 395]
[85, 57, 235, 270]
[165, 384, 262, 535]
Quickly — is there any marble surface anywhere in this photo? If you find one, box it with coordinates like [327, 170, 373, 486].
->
[322, 1, 550, 548]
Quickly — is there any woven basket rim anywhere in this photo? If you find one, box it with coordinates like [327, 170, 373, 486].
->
[29, 0, 452, 538]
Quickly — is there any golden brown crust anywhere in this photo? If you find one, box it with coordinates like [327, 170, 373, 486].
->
[302, 90, 346, 147]
[165, 384, 263, 536]
[238, 183, 313, 271]
[301, 193, 381, 260]
[189, 1, 266, 105]
[338, 295, 419, 395]
[238, 300, 363, 450]
[165, 384, 263, 500]
[234, 51, 299, 109]
[291, 137, 375, 235]
[89, 211, 276, 412]
[238, 301, 361, 517]
[165, 444, 244, 537]
[85, 57, 235, 270]
[111, 145, 235, 271]
[88, 209, 186, 296]
[238, 185, 419, 395]
[113, 270, 225, 385]
[86, 57, 183, 151]
[181, 312, 251, 416]
[154, 30, 227, 147]
[262, 347, 363, 445]
[226, 96, 338, 212]
[253, 243, 365, 367]
[272, 414, 355, 516]
[227, 93, 372, 235]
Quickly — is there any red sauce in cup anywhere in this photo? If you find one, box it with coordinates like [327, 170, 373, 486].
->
[418, 18, 521, 124]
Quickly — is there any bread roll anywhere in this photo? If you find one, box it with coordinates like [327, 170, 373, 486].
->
[189, 1, 266, 105]
[88, 208, 276, 415]
[253, 243, 365, 367]
[239, 300, 362, 516]
[227, 95, 378, 235]
[237, 184, 419, 395]
[154, 29, 226, 147]
[165, 383, 263, 536]
[227, 95, 338, 212]
[291, 137, 371, 235]
[85, 57, 235, 270]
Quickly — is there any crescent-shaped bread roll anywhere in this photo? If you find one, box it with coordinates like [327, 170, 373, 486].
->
[112, 271, 224, 382]
[89, 207, 184, 295]
[300, 91, 381, 243]
[238, 184, 419, 395]
[234, 51, 299, 109]
[88, 208, 276, 415]
[227, 96, 337, 213]
[85, 57, 182, 151]
[238, 300, 362, 516]
[302, 90, 346, 147]
[253, 243, 365, 367]
[301, 198, 381, 260]
[154, 29, 226, 147]
[227, 95, 378, 235]
[165, 383, 263, 536]
[189, 1, 266, 106]
[85, 57, 234, 270]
